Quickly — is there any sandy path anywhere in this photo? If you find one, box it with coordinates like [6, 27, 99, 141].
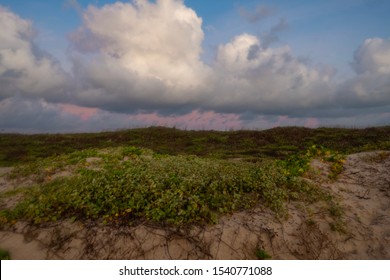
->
[0, 151, 389, 259]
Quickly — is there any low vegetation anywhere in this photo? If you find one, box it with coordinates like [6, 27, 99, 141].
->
[1, 146, 323, 226]
[0, 126, 389, 228]
[1, 126, 389, 166]
[0, 248, 11, 260]
[255, 248, 272, 260]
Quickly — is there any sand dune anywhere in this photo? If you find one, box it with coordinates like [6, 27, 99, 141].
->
[0, 151, 389, 259]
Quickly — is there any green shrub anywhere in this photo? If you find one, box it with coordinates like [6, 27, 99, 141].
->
[0, 248, 11, 260]
[4, 146, 345, 226]
[3, 147, 325, 226]
[255, 248, 272, 260]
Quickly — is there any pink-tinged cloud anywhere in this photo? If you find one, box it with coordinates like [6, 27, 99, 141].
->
[59, 103, 98, 121]
[56, 103, 244, 131]
[129, 110, 243, 130]
[276, 115, 289, 126]
[304, 118, 320, 128]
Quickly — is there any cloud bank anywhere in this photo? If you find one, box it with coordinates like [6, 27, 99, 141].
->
[0, 0, 389, 132]
[69, 0, 212, 113]
[68, 0, 337, 116]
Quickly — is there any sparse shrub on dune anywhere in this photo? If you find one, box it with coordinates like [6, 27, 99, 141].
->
[1, 146, 326, 226]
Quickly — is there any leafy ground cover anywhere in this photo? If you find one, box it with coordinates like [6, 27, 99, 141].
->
[0, 126, 388, 228]
[1, 146, 325, 226]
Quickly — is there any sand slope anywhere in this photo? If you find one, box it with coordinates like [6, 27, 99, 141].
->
[0, 151, 389, 259]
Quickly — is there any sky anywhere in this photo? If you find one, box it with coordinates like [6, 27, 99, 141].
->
[0, 0, 389, 133]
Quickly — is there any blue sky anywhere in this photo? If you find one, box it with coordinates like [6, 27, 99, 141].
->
[0, 0, 389, 132]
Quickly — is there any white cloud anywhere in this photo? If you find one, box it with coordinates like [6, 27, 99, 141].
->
[0, 7, 69, 101]
[352, 38, 390, 75]
[67, 1, 389, 118]
[69, 0, 212, 112]
[211, 33, 335, 114]
[337, 38, 390, 107]
[68, 1, 336, 116]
